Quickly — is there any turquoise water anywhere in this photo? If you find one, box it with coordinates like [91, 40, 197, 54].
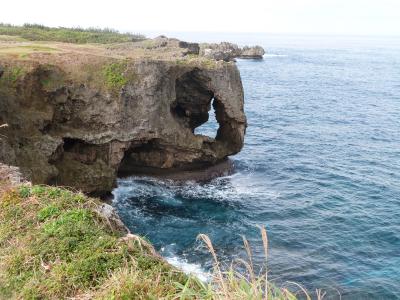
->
[113, 35, 400, 299]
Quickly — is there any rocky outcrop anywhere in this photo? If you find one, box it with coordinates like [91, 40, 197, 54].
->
[239, 46, 265, 59]
[131, 37, 265, 61]
[0, 40, 246, 195]
[200, 42, 265, 61]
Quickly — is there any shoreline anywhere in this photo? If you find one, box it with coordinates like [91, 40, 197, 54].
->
[117, 158, 235, 182]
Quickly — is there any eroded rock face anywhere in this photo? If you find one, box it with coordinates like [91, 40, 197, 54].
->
[0, 54, 246, 195]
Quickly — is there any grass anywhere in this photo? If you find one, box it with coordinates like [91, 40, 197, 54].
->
[0, 23, 145, 44]
[0, 177, 320, 299]
[0, 184, 189, 299]
[0, 44, 59, 56]
[0, 35, 27, 42]
[194, 229, 325, 300]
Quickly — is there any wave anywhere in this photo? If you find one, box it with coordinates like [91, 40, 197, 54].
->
[165, 255, 210, 282]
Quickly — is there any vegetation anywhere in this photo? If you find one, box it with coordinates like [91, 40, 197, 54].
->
[0, 23, 145, 44]
[0, 65, 28, 85]
[102, 61, 130, 91]
[0, 184, 189, 299]
[0, 177, 317, 299]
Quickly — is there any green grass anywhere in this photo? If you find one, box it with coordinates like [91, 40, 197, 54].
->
[0, 23, 145, 44]
[0, 180, 307, 299]
[0, 185, 190, 299]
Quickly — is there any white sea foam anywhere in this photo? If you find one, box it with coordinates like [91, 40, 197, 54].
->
[165, 256, 210, 282]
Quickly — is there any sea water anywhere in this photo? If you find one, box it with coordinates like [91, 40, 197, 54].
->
[112, 34, 400, 299]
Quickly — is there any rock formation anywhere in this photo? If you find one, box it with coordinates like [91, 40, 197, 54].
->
[0, 38, 246, 195]
[240, 46, 266, 59]
[200, 42, 265, 61]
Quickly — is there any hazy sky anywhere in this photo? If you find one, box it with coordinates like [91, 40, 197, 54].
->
[1, 0, 399, 36]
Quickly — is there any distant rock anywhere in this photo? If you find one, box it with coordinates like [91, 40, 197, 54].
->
[200, 42, 240, 61]
[200, 42, 265, 61]
[239, 45, 265, 59]
[129, 36, 264, 60]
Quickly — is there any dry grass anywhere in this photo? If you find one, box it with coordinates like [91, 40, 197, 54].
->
[0, 44, 60, 56]
[196, 228, 326, 300]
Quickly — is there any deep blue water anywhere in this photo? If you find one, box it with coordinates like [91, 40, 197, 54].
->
[113, 35, 400, 299]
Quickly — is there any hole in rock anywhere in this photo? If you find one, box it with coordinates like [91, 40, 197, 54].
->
[60, 138, 97, 164]
[117, 140, 169, 175]
[194, 98, 219, 138]
[172, 70, 221, 139]
[63, 137, 82, 152]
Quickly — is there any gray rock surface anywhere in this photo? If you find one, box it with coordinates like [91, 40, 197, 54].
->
[96, 203, 129, 233]
[239, 46, 265, 58]
[200, 42, 265, 61]
[0, 41, 246, 195]
[0, 163, 27, 185]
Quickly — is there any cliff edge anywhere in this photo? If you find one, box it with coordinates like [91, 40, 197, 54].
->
[0, 36, 247, 194]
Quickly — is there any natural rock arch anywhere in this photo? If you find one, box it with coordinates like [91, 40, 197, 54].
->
[171, 69, 218, 135]
[1, 57, 246, 194]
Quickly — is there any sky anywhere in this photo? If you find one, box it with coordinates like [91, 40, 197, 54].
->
[1, 0, 399, 36]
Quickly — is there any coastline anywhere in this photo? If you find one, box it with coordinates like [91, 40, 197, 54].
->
[117, 158, 235, 182]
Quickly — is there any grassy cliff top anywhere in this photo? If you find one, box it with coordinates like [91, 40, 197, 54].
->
[0, 24, 227, 67]
[0, 35, 224, 95]
[0, 25, 230, 97]
[0, 23, 145, 44]
[0, 39, 185, 60]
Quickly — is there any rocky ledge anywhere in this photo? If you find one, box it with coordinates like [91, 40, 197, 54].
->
[0, 36, 247, 195]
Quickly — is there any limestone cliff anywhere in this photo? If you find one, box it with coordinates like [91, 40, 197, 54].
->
[0, 38, 246, 194]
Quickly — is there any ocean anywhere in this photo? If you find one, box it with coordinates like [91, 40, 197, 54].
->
[112, 33, 400, 299]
